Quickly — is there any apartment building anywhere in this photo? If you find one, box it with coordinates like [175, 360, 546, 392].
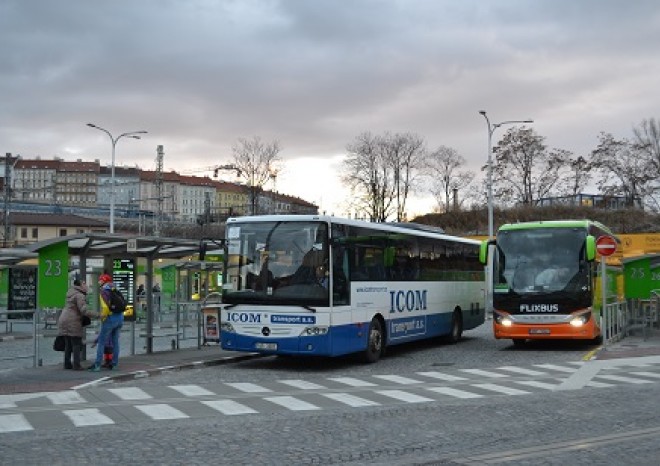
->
[98, 165, 141, 211]
[13, 158, 99, 206]
[13, 158, 58, 203]
[4, 157, 318, 221]
[177, 175, 217, 223]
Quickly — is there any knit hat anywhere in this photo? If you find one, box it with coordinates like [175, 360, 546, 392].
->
[98, 273, 112, 284]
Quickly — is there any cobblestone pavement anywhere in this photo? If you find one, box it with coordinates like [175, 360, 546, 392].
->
[1, 364, 659, 465]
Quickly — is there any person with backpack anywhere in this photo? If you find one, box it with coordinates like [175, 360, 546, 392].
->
[88, 273, 125, 372]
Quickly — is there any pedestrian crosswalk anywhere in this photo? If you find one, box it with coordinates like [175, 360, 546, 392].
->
[1, 361, 659, 434]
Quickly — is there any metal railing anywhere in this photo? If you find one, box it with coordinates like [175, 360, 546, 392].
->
[0, 302, 211, 369]
[602, 293, 660, 345]
[602, 300, 628, 345]
[0, 309, 40, 367]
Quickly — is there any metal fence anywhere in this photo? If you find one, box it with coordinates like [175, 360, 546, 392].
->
[0, 309, 39, 367]
[0, 302, 211, 369]
[602, 291, 660, 345]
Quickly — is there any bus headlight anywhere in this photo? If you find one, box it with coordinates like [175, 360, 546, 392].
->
[221, 322, 235, 333]
[300, 326, 329, 336]
[494, 312, 513, 327]
[570, 312, 591, 327]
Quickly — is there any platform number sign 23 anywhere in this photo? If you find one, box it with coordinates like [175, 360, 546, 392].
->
[38, 241, 69, 308]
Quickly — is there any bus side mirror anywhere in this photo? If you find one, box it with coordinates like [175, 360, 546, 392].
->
[479, 241, 489, 265]
[586, 235, 596, 261]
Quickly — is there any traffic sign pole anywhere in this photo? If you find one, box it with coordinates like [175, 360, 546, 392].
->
[595, 235, 617, 323]
[601, 254, 607, 322]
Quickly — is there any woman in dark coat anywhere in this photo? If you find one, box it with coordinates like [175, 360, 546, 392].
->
[57, 280, 94, 370]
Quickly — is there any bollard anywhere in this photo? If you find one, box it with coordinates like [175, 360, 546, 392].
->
[171, 338, 176, 350]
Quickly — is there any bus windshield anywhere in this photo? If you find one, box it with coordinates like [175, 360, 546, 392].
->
[494, 228, 588, 295]
[223, 221, 329, 306]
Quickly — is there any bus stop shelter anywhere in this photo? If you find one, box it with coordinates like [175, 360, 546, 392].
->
[27, 233, 223, 353]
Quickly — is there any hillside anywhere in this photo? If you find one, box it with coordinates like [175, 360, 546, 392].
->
[412, 206, 660, 236]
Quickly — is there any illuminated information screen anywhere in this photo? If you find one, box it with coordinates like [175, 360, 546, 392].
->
[112, 258, 135, 305]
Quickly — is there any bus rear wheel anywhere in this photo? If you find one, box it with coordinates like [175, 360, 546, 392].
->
[362, 318, 384, 363]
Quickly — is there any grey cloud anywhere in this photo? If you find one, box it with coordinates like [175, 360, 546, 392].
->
[1, 0, 659, 212]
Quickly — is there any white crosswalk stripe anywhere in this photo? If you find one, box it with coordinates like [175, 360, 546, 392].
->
[322, 393, 380, 407]
[534, 364, 578, 373]
[373, 374, 423, 385]
[595, 374, 654, 384]
[328, 377, 377, 387]
[63, 408, 114, 427]
[47, 391, 86, 405]
[460, 369, 509, 378]
[169, 385, 216, 396]
[136, 404, 189, 420]
[471, 383, 530, 396]
[2, 362, 659, 434]
[202, 400, 257, 415]
[497, 366, 548, 376]
[416, 371, 468, 382]
[425, 386, 483, 399]
[265, 396, 321, 411]
[514, 380, 560, 390]
[109, 387, 152, 400]
[376, 390, 434, 403]
[586, 381, 615, 388]
[0, 414, 33, 432]
[225, 382, 272, 393]
[279, 379, 327, 390]
[630, 371, 660, 379]
[0, 392, 51, 409]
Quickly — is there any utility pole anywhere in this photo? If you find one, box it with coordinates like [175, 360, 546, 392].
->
[3, 153, 20, 247]
[155, 145, 164, 236]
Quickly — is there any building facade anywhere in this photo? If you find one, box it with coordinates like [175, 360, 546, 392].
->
[3, 156, 319, 223]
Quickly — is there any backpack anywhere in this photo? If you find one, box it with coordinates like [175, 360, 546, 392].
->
[108, 288, 127, 314]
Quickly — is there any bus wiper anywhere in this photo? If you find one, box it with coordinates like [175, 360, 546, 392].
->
[223, 304, 238, 309]
[303, 305, 316, 313]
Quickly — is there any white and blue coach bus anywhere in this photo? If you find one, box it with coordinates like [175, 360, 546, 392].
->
[219, 215, 485, 362]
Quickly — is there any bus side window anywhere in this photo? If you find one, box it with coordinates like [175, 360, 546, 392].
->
[332, 246, 349, 305]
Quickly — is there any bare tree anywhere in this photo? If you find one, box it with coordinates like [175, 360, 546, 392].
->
[633, 117, 660, 173]
[426, 146, 474, 212]
[633, 118, 660, 211]
[384, 132, 426, 221]
[231, 136, 282, 215]
[492, 127, 568, 206]
[590, 132, 653, 208]
[342, 132, 392, 221]
[564, 155, 592, 196]
[342, 132, 425, 222]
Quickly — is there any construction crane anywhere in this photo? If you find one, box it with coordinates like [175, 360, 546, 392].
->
[181, 164, 241, 178]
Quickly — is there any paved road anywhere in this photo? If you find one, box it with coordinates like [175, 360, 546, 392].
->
[4, 323, 660, 464]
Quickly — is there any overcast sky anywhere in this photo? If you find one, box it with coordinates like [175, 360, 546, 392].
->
[1, 0, 659, 217]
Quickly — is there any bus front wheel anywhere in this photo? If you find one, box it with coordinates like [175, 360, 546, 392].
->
[362, 318, 384, 363]
[443, 310, 463, 344]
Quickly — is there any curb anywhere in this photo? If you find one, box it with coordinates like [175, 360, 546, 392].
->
[0, 334, 33, 342]
[73, 353, 263, 389]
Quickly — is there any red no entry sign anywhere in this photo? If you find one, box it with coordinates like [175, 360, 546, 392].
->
[596, 235, 617, 256]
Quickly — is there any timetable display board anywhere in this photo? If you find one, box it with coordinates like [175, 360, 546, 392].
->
[112, 258, 135, 305]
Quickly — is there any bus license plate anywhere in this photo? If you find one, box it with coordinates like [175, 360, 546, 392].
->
[529, 328, 550, 335]
[255, 342, 277, 350]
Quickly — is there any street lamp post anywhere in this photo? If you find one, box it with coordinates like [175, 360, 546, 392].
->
[87, 123, 147, 233]
[478, 111, 533, 238]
